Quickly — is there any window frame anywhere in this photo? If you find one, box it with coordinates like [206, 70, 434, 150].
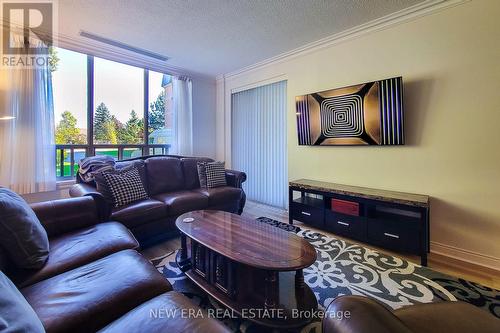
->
[55, 50, 171, 180]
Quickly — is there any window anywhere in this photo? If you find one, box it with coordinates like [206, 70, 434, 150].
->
[94, 57, 144, 144]
[52, 48, 88, 178]
[123, 148, 143, 159]
[95, 148, 118, 160]
[53, 48, 88, 145]
[148, 70, 173, 145]
[52, 47, 172, 179]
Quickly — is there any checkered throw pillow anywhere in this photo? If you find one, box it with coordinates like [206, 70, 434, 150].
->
[102, 167, 148, 207]
[204, 161, 227, 188]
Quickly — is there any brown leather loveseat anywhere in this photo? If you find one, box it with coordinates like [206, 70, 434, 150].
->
[70, 155, 247, 245]
[0, 196, 229, 333]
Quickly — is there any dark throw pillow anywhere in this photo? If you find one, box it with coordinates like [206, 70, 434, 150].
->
[0, 271, 45, 333]
[102, 167, 148, 207]
[0, 188, 49, 270]
[205, 161, 227, 188]
[197, 162, 208, 188]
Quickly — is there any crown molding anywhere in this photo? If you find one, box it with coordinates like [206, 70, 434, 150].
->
[221, 0, 469, 80]
[230, 73, 287, 94]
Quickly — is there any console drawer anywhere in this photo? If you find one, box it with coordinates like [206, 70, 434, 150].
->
[290, 203, 324, 228]
[367, 218, 420, 254]
[325, 210, 365, 240]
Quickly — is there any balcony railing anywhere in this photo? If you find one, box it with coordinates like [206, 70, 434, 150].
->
[56, 144, 170, 180]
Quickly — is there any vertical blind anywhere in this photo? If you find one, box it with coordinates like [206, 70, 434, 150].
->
[231, 80, 287, 208]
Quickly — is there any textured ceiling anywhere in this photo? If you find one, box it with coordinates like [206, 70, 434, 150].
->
[58, 0, 424, 77]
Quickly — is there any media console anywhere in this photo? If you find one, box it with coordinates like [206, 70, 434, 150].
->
[289, 179, 430, 266]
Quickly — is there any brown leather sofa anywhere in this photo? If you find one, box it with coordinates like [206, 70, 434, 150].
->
[0, 196, 229, 333]
[322, 295, 500, 333]
[70, 155, 247, 245]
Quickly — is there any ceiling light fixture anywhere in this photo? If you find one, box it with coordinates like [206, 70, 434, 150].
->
[79, 31, 170, 61]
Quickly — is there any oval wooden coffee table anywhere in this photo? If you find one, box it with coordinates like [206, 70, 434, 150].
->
[175, 210, 318, 329]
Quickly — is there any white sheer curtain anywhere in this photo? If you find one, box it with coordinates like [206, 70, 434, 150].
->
[0, 34, 56, 194]
[170, 76, 193, 155]
[231, 80, 287, 208]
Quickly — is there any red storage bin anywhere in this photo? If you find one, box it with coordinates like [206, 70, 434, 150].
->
[331, 199, 360, 216]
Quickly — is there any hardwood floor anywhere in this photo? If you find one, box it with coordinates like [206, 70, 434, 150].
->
[141, 200, 500, 290]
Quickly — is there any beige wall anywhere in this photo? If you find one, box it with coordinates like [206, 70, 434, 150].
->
[219, 0, 500, 269]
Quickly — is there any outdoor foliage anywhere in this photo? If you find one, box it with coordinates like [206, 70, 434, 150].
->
[93, 103, 145, 144]
[121, 110, 144, 144]
[55, 93, 164, 145]
[55, 111, 85, 144]
[149, 91, 165, 132]
[93, 102, 113, 143]
[49, 47, 60, 73]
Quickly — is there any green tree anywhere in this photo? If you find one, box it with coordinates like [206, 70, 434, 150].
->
[149, 91, 165, 132]
[111, 115, 126, 143]
[55, 111, 85, 144]
[48, 47, 59, 73]
[104, 121, 118, 144]
[120, 110, 144, 144]
[94, 102, 114, 143]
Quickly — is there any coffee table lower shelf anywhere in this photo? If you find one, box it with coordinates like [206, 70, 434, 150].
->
[175, 249, 318, 329]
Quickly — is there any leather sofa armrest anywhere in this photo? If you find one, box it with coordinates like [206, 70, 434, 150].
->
[225, 169, 247, 188]
[69, 183, 111, 221]
[322, 296, 413, 333]
[31, 197, 101, 238]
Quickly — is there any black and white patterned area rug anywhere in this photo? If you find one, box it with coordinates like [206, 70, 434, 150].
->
[152, 217, 500, 332]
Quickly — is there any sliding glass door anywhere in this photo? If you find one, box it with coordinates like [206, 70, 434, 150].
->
[231, 80, 287, 208]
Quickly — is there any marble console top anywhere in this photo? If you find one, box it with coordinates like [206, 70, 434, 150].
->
[289, 179, 429, 208]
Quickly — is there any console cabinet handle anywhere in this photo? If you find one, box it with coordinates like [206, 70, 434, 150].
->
[337, 221, 349, 226]
[384, 232, 400, 239]
[301, 211, 311, 216]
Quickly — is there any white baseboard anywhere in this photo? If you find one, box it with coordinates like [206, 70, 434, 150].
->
[430, 241, 500, 272]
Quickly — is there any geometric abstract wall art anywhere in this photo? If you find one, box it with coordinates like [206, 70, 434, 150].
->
[295, 77, 404, 145]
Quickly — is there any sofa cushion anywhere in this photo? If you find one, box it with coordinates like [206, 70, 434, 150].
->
[0, 248, 11, 272]
[197, 161, 208, 188]
[98, 292, 230, 333]
[95, 161, 148, 205]
[0, 187, 49, 269]
[21, 249, 172, 333]
[181, 157, 213, 189]
[146, 157, 186, 195]
[197, 161, 228, 189]
[0, 271, 44, 333]
[115, 160, 147, 188]
[197, 186, 243, 206]
[111, 199, 167, 228]
[205, 161, 227, 188]
[101, 167, 149, 207]
[13, 222, 139, 288]
[154, 191, 208, 216]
